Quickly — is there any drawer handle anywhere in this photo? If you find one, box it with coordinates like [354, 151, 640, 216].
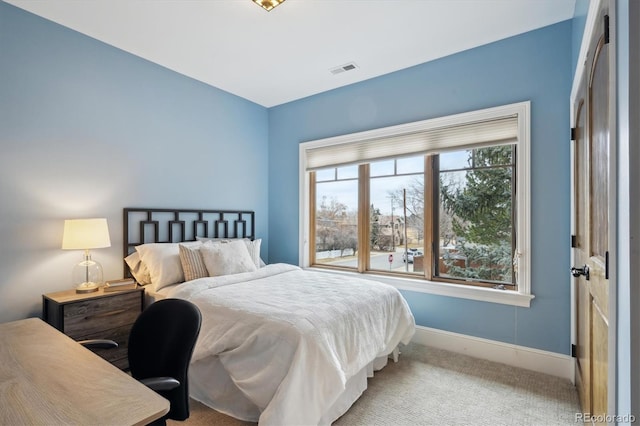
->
[85, 309, 128, 320]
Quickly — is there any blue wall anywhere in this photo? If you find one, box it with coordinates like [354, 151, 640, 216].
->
[0, 2, 269, 322]
[1, 1, 576, 356]
[268, 21, 573, 354]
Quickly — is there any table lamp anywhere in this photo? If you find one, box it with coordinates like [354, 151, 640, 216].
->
[62, 218, 111, 293]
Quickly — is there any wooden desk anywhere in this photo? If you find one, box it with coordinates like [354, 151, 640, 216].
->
[0, 318, 169, 425]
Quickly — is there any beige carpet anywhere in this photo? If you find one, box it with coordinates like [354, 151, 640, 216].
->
[169, 342, 580, 426]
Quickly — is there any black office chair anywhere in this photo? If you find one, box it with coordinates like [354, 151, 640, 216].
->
[81, 298, 201, 424]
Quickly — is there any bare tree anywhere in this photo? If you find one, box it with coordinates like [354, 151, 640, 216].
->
[316, 196, 357, 256]
[388, 178, 427, 243]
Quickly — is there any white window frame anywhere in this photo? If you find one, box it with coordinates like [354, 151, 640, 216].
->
[299, 101, 534, 307]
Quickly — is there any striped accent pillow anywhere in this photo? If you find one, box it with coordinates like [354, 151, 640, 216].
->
[179, 243, 208, 282]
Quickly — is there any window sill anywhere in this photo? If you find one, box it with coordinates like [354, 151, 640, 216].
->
[304, 267, 535, 308]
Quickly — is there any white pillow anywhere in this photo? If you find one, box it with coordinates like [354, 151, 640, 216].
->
[200, 240, 257, 277]
[244, 239, 262, 269]
[124, 252, 152, 285]
[135, 241, 202, 291]
[195, 237, 262, 269]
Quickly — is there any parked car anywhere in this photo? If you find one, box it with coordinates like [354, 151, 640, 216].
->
[402, 248, 423, 263]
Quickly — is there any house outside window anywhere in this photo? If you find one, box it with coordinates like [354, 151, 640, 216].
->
[300, 102, 533, 307]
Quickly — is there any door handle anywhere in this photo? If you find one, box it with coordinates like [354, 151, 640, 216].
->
[571, 264, 590, 280]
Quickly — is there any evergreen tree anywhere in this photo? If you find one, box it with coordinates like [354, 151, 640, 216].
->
[370, 204, 382, 250]
[440, 146, 514, 283]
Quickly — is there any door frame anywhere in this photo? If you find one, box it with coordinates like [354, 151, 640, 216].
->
[569, 0, 617, 417]
[616, 0, 640, 418]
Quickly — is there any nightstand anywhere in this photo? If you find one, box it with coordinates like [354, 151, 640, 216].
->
[42, 286, 144, 370]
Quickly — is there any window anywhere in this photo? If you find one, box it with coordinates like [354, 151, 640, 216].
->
[313, 166, 358, 268]
[300, 102, 532, 307]
[369, 157, 424, 275]
[435, 145, 516, 288]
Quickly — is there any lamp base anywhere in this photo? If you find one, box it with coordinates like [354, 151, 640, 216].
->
[71, 253, 103, 293]
[76, 282, 100, 294]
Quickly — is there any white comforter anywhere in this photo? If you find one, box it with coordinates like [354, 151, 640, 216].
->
[166, 263, 415, 426]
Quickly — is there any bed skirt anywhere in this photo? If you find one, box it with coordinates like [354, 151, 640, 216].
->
[188, 350, 396, 426]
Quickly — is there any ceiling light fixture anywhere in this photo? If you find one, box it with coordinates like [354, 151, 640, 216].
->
[252, 0, 285, 12]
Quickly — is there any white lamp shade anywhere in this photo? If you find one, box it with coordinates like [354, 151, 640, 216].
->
[62, 218, 111, 250]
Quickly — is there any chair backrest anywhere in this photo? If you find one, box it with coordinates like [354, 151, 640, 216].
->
[128, 298, 202, 421]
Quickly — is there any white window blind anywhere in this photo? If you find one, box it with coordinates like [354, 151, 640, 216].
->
[305, 115, 518, 171]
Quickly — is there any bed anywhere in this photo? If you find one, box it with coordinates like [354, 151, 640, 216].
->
[123, 208, 416, 426]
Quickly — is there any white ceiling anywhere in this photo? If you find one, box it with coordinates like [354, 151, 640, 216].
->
[6, 0, 576, 107]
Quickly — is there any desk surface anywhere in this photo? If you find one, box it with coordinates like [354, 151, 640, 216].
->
[0, 317, 169, 425]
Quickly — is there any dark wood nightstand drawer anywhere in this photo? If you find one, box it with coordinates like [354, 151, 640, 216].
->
[63, 292, 141, 339]
[42, 287, 144, 370]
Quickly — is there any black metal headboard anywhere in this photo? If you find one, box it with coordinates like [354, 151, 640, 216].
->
[123, 207, 255, 277]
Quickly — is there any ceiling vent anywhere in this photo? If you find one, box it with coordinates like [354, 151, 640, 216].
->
[330, 62, 358, 75]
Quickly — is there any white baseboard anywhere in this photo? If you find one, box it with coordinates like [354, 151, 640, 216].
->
[411, 325, 575, 382]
